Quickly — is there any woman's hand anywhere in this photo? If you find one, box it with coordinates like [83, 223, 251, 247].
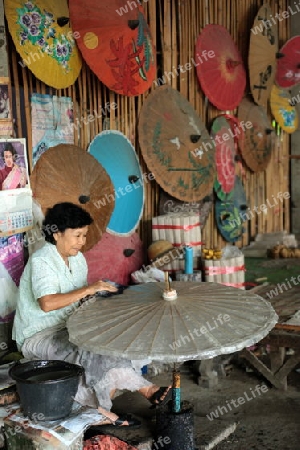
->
[88, 280, 118, 295]
[39, 281, 118, 312]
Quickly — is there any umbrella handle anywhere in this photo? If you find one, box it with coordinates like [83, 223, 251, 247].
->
[172, 370, 181, 413]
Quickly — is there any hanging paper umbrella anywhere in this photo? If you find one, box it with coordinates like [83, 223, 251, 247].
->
[211, 116, 236, 201]
[195, 24, 246, 111]
[88, 131, 144, 236]
[270, 84, 298, 134]
[30, 144, 114, 252]
[69, 0, 156, 96]
[84, 232, 144, 286]
[276, 36, 300, 89]
[238, 98, 274, 172]
[4, 0, 81, 89]
[215, 175, 247, 243]
[138, 85, 215, 203]
[249, 3, 278, 108]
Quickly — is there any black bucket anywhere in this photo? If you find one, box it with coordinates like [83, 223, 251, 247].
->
[9, 360, 84, 421]
[155, 401, 194, 450]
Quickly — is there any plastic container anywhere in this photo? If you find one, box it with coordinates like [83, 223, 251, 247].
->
[9, 360, 84, 420]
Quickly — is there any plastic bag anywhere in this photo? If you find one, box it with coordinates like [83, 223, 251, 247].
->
[131, 267, 167, 283]
[0, 261, 18, 321]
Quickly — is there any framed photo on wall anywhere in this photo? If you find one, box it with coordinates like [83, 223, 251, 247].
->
[0, 138, 29, 191]
[0, 138, 32, 237]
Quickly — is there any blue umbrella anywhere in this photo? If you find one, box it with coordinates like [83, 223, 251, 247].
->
[88, 131, 144, 236]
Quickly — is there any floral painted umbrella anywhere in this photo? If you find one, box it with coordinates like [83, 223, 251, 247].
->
[276, 36, 300, 89]
[211, 116, 236, 201]
[4, 0, 82, 89]
[215, 176, 247, 243]
[69, 0, 156, 96]
[270, 84, 298, 134]
[138, 85, 215, 203]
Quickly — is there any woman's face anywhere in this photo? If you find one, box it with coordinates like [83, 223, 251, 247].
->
[3, 150, 14, 168]
[54, 226, 89, 259]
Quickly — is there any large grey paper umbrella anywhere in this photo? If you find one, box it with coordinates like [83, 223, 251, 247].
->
[67, 282, 277, 363]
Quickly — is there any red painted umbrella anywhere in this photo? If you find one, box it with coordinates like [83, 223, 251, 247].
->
[211, 116, 236, 200]
[276, 36, 300, 89]
[84, 232, 144, 286]
[195, 24, 246, 111]
[69, 0, 156, 96]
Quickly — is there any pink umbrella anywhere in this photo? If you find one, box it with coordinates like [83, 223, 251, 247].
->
[84, 232, 144, 286]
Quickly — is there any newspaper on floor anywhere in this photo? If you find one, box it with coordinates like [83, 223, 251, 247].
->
[4, 402, 104, 446]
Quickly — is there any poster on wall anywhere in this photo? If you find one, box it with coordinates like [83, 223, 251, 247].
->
[0, 77, 13, 137]
[0, 138, 33, 236]
[31, 93, 74, 166]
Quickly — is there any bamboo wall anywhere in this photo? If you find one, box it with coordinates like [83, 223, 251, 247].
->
[8, 0, 291, 252]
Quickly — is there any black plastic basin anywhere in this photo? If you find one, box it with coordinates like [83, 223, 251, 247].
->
[9, 360, 84, 421]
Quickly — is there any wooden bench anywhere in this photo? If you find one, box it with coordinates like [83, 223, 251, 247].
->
[240, 283, 300, 390]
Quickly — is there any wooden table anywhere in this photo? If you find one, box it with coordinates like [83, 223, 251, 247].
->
[240, 283, 300, 390]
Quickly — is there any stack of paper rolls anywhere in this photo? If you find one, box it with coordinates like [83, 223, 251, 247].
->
[152, 213, 202, 271]
[203, 254, 245, 289]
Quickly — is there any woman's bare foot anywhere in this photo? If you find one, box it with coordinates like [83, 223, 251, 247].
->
[95, 406, 131, 426]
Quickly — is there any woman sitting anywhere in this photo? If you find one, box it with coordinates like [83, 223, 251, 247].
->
[12, 202, 170, 426]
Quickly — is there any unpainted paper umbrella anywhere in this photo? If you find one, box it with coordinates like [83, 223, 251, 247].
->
[211, 116, 236, 201]
[69, 0, 156, 96]
[30, 144, 114, 252]
[4, 0, 82, 89]
[270, 84, 299, 134]
[195, 24, 246, 111]
[276, 36, 300, 89]
[67, 281, 277, 363]
[84, 232, 144, 286]
[138, 85, 215, 203]
[88, 131, 144, 236]
[238, 98, 274, 172]
[249, 3, 278, 108]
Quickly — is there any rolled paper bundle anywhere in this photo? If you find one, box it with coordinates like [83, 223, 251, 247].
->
[230, 256, 237, 287]
[204, 259, 214, 282]
[184, 246, 193, 274]
[214, 259, 222, 283]
[221, 258, 230, 285]
[172, 370, 181, 413]
[236, 255, 245, 289]
[152, 216, 159, 241]
[157, 215, 166, 240]
[165, 215, 173, 245]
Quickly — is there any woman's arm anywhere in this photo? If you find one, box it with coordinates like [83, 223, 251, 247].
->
[38, 279, 117, 312]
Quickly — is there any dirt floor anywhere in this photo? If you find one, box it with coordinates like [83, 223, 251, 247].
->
[84, 357, 300, 449]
